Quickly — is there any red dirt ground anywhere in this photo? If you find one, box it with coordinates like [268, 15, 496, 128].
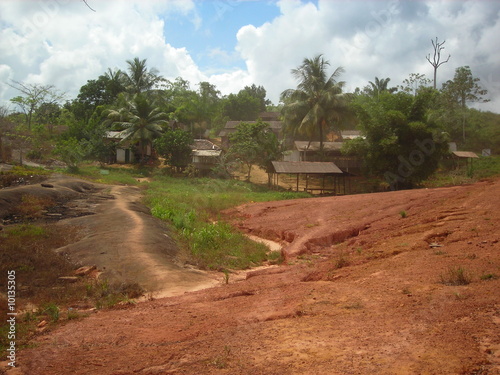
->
[6, 178, 500, 375]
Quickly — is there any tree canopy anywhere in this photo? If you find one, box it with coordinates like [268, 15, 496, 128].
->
[106, 94, 168, 161]
[153, 128, 193, 170]
[345, 89, 449, 189]
[281, 54, 352, 156]
[228, 120, 282, 181]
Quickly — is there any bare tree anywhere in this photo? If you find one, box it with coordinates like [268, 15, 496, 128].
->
[426, 37, 451, 89]
[8, 80, 64, 130]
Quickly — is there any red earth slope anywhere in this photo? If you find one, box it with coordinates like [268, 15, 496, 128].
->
[11, 178, 500, 375]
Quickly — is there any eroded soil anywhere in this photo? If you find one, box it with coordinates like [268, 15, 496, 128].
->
[4, 178, 499, 374]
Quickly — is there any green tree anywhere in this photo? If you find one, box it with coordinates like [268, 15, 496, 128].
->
[71, 71, 125, 121]
[106, 94, 168, 162]
[441, 66, 489, 141]
[442, 66, 489, 109]
[222, 91, 262, 121]
[399, 73, 432, 96]
[153, 128, 193, 171]
[35, 102, 61, 136]
[365, 77, 397, 99]
[228, 120, 282, 181]
[241, 84, 269, 112]
[0, 105, 12, 162]
[122, 57, 163, 94]
[196, 81, 222, 131]
[345, 90, 449, 190]
[53, 137, 85, 172]
[281, 54, 351, 157]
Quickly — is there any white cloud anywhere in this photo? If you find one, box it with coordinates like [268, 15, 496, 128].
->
[208, 69, 253, 97]
[235, 0, 500, 110]
[0, 0, 498, 114]
[0, 65, 14, 103]
[0, 0, 203, 105]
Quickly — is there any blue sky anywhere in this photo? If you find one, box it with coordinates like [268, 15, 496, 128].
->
[162, 1, 281, 72]
[0, 0, 499, 112]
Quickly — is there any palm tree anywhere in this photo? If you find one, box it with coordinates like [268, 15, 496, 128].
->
[107, 94, 168, 162]
[122, 57, 162, 94]
[281, 54, 351, 156]
[367, 77, 397, 99]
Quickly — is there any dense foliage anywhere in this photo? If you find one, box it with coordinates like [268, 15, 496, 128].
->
[345, 89, 450, 189]
[1, 54, 497, 183]
[228, 120, 282, 181]
[153, 129, 193, 170]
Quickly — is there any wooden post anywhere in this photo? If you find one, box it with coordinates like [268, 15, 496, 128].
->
[296, 173, 299, 192]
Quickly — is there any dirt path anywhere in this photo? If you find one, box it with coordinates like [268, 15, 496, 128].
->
[0, 175, 219, 298]
[52, 181, 219, 297]
[9, 178, 499, 375]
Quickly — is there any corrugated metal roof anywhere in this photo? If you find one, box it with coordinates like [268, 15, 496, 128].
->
[340, 130, 365, 140]
[272, 161, 343, 174]
[192, 139, 220, 151]
[452, 151, 479, 158]
[105, 130, 127, 139]
[192, 150, 222, 157]
[219, 120, 283, 137]
[294, 141, 343, 152]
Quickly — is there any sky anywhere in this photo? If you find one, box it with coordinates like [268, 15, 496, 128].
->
[1, 0, 499, 113]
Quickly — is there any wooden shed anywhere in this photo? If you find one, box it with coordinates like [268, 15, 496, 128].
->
[452, 151, 479, 169]
[271, 161, 348, 194]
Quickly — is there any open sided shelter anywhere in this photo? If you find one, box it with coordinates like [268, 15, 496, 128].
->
[271, 161, 348, 194]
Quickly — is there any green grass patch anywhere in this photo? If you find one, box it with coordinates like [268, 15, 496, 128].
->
[0, 165, 51, 188]
[61, 164, 153, 185]
[472, 155, 500, 178]
[10, 165, 51, 176]
[424, 156, 500, 188]
[4, 223, 48, 238]
[145, 176, 309, 270]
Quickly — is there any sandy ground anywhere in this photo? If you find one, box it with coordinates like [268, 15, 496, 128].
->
[3, 177, 498, 375]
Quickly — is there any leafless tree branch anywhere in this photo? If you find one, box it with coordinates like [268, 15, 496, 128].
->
[426, 37, 451, 89]
[82, 0, 96, 12]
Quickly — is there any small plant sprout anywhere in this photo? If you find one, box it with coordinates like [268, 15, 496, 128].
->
[42, 303, 60, 322]
[399, 210, 407, 218]
[222, 269, 230, 284]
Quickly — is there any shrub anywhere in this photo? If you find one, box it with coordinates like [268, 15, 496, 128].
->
[440, 266, 472, 286]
